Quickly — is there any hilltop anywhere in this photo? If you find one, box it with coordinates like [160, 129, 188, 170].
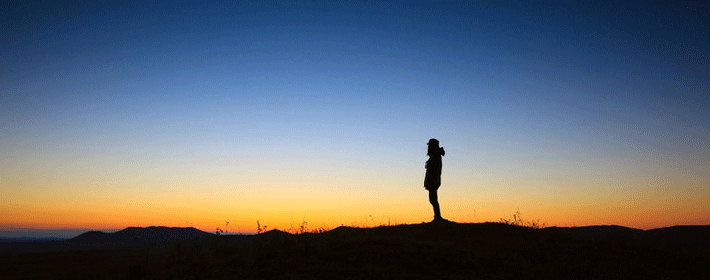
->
[1, 222, 708, 279]
[69, 226, 213, 246]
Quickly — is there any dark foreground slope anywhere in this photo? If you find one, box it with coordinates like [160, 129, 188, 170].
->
[1, 222, 708, 279]
[211, 223, 708, 280]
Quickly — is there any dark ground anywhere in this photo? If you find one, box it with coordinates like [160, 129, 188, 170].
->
[1, 222, 708, 279]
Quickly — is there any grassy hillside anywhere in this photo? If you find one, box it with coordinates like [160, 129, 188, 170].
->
[2, 222, 708, 279]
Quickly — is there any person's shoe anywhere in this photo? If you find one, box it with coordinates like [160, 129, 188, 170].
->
[432, 216, 450, 223]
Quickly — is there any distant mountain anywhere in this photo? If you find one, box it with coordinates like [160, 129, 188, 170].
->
[0, 237, 66, 242]
[0, 228, 102, 239]
[69, 231, 109, 243]
[69, 226, 213, 246]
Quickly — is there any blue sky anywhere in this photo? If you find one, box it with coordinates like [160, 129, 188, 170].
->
[1, 1, 708, 233]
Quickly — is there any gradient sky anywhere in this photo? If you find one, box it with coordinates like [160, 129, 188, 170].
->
[2, 0, 708, 234]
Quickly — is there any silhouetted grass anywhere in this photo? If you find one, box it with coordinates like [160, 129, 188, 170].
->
[3, 221, 708, 279]
[499, 208, 547, 229]
[124, 222, 706, 279]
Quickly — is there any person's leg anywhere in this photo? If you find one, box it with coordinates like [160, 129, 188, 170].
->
[429, 189, 442, 220]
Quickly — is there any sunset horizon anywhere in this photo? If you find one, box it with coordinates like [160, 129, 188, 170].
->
[2, 1, 708, 238]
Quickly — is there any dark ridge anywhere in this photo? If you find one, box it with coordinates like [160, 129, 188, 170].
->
[543, 225, 644, 246]
[544, 225, 644, 237]
[67, 226, 212, 248]
[327, 226, 364, 234]
[257, 229, 291, 238]
[545, 225, 710, 256]
[3, 222, 709, 279]
[233, 222, 709, 279]
[644, 225, 710, 255]
[0, 237, 65, 242]
[645, 225, 710, 235]
[68, 231, 110, 244]
[110, 226, 212, 243]
[4, 223, 708, 257]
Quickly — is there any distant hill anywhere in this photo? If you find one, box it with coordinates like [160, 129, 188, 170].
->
[0, 228, 101, 239]
[69, 226, 213, 246]
[0, 227, 213, 253]
[2, 224, 708, 257]
[0, 237, 65, 242]
[69, 231, 110, 243]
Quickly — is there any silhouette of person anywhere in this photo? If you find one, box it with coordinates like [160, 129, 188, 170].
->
[424, 138, 445, 222]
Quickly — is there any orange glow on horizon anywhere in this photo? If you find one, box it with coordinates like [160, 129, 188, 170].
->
[2, 137, 707, 233]
[2, 188, 707, 233]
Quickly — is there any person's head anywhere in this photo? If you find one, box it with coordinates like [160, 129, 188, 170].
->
[427, 138, 445, 157]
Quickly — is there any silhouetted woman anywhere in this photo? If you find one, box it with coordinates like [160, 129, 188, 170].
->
[424, 138, 445, 222]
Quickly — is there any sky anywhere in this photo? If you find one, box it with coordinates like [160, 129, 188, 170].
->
[1, 0, 708, 235]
